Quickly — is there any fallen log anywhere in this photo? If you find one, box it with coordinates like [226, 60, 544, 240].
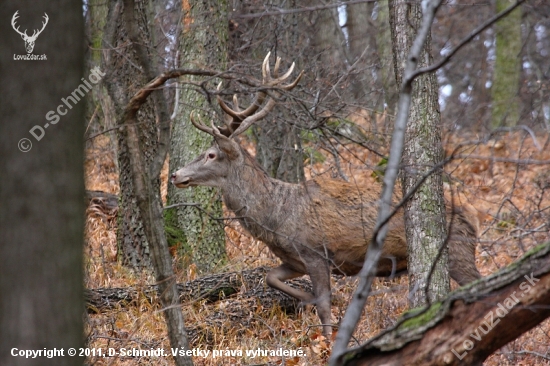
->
[85, 266, 311, 314]
[85, 190, 118, 213]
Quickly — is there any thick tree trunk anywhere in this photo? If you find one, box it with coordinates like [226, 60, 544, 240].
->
[166, 0, 228, 273]
[389, 0, 450, 307]
[0, 2, 85, 365]
[337, 242, 550, 366]
[103, 0, 155, 269]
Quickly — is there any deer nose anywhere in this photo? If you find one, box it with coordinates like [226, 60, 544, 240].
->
[170, 173, 177, 182]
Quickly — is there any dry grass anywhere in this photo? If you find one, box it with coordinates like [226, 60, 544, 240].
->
[83, 128, 550, 365]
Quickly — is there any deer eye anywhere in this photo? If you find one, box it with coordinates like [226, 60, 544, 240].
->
[207, 152, 216, 160]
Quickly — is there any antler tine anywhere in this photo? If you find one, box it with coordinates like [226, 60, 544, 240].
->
[274, 62, 295, 84]
[217, 82, 267, 122]
[281, 69, 304, 90]
[230, 98, 277, 137]
[190, 110, 231, 138]
[189, 110, 215, 136]
[232, 94, 241, 112]
[217, 93, 240, 119]
[262, 53, 301, 87]
[273, 57, 281, 79]
[11, 11, 25, 36]
[262, 52, 271, 84]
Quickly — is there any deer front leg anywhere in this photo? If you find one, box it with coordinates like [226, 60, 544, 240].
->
[305, 259, 333, 337]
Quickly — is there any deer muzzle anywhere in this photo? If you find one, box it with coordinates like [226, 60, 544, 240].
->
[170, 172, 191, 188]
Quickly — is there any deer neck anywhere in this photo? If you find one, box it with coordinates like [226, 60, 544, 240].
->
[221, 152, 301, 231]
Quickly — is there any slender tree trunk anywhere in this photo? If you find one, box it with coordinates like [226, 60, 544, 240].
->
[167, 0, 228, 273]
[0, 1, 85, 365]
[491, 0, 521, 128]
[376, 0, 398, 116]
[346, 0, 376, 102]
[103, 1, 193, 364]
[86, 0, 118, 161]
[388, 0, 449, 307]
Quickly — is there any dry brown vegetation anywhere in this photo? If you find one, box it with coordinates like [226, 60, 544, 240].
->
[84, 126, 550, 365]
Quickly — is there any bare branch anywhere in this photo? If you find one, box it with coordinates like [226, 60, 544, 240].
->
[411, 0, 525, 80]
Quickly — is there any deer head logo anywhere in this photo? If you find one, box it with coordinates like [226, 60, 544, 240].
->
[11, 11, 49, 54]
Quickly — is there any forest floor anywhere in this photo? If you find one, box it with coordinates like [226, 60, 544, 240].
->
[83, 126, 550, 366]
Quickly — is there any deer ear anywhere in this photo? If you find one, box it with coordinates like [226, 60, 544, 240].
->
[214, 135, 241, 160]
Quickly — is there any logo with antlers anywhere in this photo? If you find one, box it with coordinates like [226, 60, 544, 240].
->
[11, 11, 49, 54]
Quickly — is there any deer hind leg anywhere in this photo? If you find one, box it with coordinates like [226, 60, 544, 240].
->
[266, 261, 333, 336]
[266, 263, 314, 302]
[448, 229, 482, 286]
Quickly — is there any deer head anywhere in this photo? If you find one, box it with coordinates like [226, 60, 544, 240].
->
[12, 11, 49, 54]
[171, 52, 303, 189]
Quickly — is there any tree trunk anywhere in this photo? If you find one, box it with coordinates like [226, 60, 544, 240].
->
[103, 0, 155, 269]
[375, 0, 398, 115]
[388, 0, 450, 308]
[254, 116, 305, 183]
[491, 0, 521, 128]
[103, 1, 194, 364]
[336, 241, 550, 366]
[0, 2, 85, 365]
[233, 0, 306, 183]
[85, 0, 118, 163]
[167, 0, 228, 273]
[346, 1, 377, 102]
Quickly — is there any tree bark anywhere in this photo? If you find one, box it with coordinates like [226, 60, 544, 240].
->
[389, 0, 449, 307]
[375, 0, 398, 115]
[346, 0, 377, 103]
[166, 0, 228, 273]
[102, 0, 155, 269]
[0, 1, 85, 365]
[337, 241, 550, 366]
[491, 0, 522, 128]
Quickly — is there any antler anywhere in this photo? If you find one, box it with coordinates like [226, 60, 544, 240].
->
[11, 11, 26, 37]
[189, 110, 226, 140]
[11, 12, 48, 40]
[216, 52, 303, 138]
[30, 13, 49, 40]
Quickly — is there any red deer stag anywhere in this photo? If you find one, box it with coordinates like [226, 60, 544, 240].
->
[171, 53, 481, 336]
